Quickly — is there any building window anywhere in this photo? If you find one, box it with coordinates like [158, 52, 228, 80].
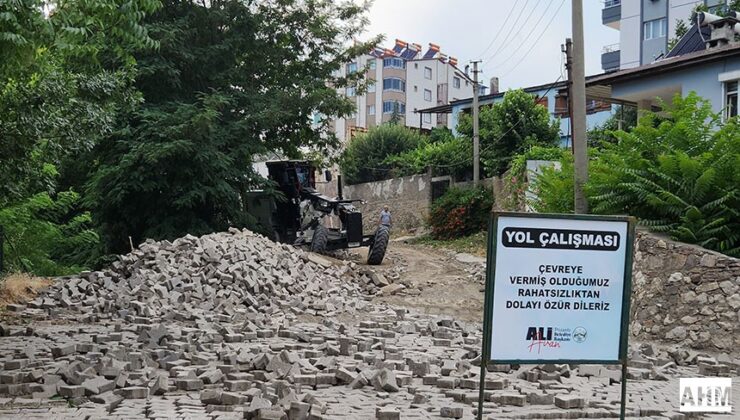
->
[383, 77, 406, 92]
[414, 85, 418, 92]
[535, 96, 548, 108]
[725, 81, 738, 119]
[346, 62, 357, 74]
[424, 89, 432, 102]
[383, 101, 405, 114]
[346, 86, 355, 97]
[453, 77, 461, 89]
[367, 81, 375, 93]
[423, 113, 431, 123]
[414, 63, 418, 69]
[368, 104, 376, 116]
[554, 95, 568, 117]
[424, 66, 432, 80]
[643, 18, 667, 40]
[369, 60, 376, 70]
[706, 0, 726, 13]
[383, 57, 405, 69]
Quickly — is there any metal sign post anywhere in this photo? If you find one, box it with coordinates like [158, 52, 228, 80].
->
[477, 212, 635, 420]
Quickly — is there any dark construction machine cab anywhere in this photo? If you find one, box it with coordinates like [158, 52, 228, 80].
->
[245, 161, 388, 265]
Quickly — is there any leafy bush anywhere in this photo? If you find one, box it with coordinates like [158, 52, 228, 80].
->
[340, 124, 425, 184]
[528, 154, 576, 214]
[384, 136, 472, 180]
[502, 146, 567, 210]
[0, 191, 100, 276]
[429, 187, 494, 239]
[530, 93, 740, 256]
[590, 94, 739, 255]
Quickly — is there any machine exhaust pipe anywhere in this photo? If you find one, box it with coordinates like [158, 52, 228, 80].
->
[337, 174, 343, 200]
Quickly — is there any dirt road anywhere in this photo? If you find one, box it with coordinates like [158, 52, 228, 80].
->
[354, 241, 485, 322]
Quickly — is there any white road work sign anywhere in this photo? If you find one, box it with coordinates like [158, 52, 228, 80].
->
[487, 214, 633, 362]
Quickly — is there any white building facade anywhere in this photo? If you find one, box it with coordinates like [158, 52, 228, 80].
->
[601, 0, 729, 71]
[333, 40, 478, 143]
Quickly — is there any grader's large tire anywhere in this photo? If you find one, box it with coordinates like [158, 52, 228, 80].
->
[367, 225, 389, 265]
[310, 224, 328, 253]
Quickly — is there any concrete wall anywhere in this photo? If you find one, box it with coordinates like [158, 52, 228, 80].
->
[343, 174, 431, 232]
[620, 0, 643, 69]
[631, 231, 740, 352]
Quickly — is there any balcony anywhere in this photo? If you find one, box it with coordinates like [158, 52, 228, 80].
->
[601, 43, 620, 72]
[602, 0, 621, 29]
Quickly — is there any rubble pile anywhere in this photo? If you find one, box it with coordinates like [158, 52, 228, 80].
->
[13, 229, 387, 322]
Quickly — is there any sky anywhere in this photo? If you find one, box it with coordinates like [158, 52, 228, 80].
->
[363, 0, 618, 90]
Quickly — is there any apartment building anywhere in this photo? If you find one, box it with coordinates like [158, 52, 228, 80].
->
[333, 40, 480, 143]
[601, 0, 729, 71]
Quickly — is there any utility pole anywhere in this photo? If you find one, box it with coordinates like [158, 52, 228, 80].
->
[571, 0, 589, 214]
[563, 39, 574, 153]
[471, 60, 482, 186]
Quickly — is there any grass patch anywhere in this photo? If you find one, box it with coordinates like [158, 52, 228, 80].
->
[0, 273, 52, 309]
[410, 231, 487, 256]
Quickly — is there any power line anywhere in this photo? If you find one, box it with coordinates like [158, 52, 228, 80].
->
[487, 0, 556, 70]
[477, 0, 520, 59]
[499, 0, 567, 79]
[483, 0, 535, 64]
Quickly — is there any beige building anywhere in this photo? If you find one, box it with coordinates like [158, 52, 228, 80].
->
[333, 40, 480, 143]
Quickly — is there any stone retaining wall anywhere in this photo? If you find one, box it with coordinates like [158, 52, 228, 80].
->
[631, 231, 740, 353]
[343, 174, 432, 232]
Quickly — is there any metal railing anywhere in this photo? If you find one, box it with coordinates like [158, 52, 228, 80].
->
[604, 0, 621, 8]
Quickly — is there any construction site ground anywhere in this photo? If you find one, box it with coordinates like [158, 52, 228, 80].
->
[0, 231, 737, 419]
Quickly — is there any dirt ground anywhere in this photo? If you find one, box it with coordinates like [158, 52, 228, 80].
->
[352, 241, 485, 322]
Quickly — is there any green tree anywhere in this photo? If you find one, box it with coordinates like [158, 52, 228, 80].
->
[87, 0, 376, 253]
[668, 18, 689, 51]
[0, 0, 159, 205]
[340, 124, 424, 185]
[457, 89, 560, 177]
[1, 0, 160, 274]
[587, 105, 637, 148]
[0, 192, 99, 276]
[531, 93, 740, 256]
[384, 136, 472, 180]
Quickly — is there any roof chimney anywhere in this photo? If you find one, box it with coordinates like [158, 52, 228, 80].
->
[489, 77, 499, 94]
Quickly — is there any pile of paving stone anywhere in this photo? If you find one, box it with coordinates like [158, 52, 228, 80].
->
[1, 303, 737, 419]
[10, 228, 389, 323]
[2, 229, 738, 418]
